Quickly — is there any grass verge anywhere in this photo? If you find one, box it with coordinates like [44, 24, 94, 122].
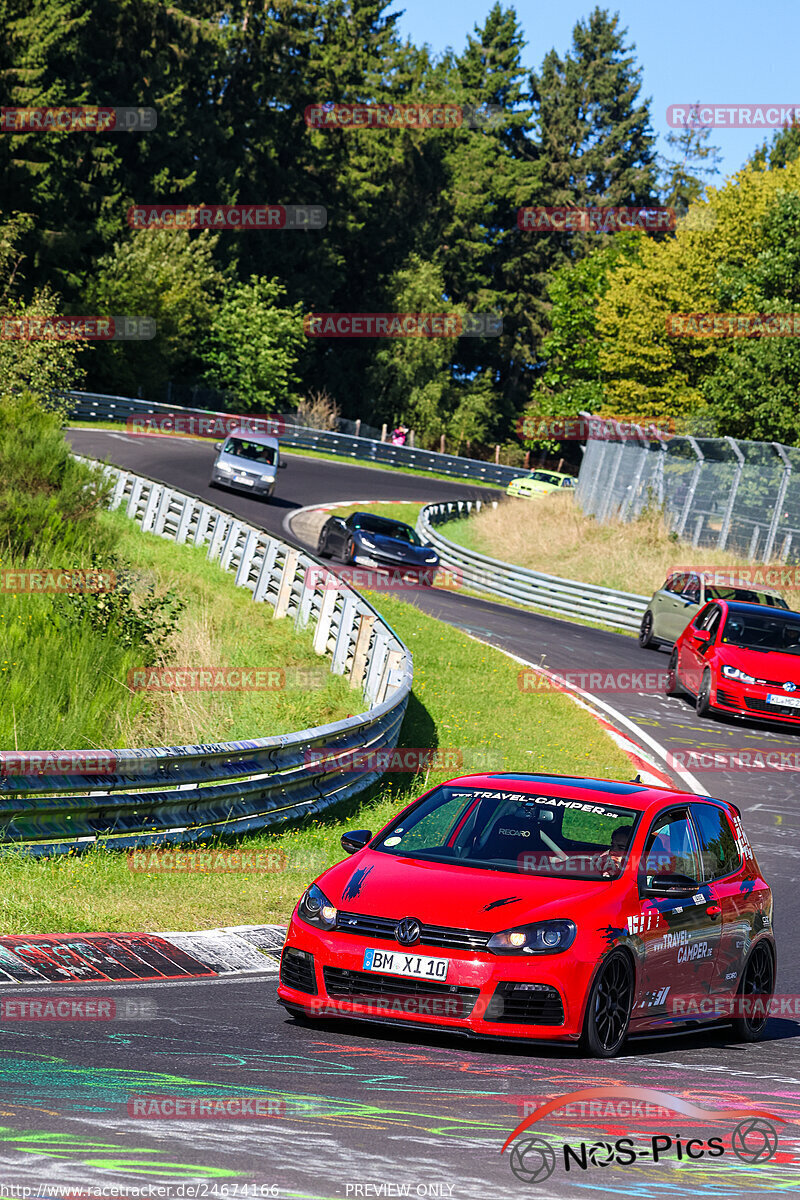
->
[1, 504, 354, 750]
[0, 589, 632, 934]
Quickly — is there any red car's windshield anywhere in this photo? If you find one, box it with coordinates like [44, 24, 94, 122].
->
[722, 609, 800, 652]
[373, 785, 639, 878]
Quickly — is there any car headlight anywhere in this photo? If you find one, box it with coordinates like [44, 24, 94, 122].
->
[297, 883, 337, 930]
[487, 919, 576, 955]
[216, 463, 234, 473]
[359, 536, 376, 549]
[424, 553, 439, 563]
[722, 665, 757, 684]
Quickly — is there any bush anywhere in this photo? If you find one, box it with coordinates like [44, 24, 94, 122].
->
[0, 392, 112, 559]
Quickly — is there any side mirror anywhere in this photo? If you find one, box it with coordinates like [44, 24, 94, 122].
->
[214, 442, 222, 451]
[642, 873, 699, 898]
[691, 628, 711, 643]
[341, 829, 372, 855]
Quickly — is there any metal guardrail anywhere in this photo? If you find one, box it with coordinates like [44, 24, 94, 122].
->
[65, 391, 521, 486]
[1, 461, 412, 856]
[417, 501, 649, 632]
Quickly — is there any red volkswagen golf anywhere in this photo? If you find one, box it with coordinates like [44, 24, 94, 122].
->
[667, 599, 800, 722]
[277, 774, 775, 1057]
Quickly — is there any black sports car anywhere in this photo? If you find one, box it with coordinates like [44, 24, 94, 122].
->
[316, 512, 440, 582]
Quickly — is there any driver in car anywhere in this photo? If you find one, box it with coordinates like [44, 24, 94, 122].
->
[600, 825, 634, 877]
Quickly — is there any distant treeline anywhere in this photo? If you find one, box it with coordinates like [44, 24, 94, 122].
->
[1, 1, 798, 452]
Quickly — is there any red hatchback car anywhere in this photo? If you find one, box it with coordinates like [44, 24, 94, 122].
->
[667, 599, 800, 722]
[278, 774, 775, 1057]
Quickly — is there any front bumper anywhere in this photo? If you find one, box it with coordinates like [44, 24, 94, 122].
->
[712, 680, 800, 724]
[276, 919, 591, 1041]
[212, 469, 275, 497]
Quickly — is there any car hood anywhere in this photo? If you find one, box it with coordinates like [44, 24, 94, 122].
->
[353, 532, 436, 562]
[216, 451, 276, 477]
[716, 644, 800, 680]
[318, 850, 612, 929]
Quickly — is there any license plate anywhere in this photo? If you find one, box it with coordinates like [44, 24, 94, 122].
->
[362, 948, 448, 981]
[234, 475, 254, 485]
[766, 693, 800, 708]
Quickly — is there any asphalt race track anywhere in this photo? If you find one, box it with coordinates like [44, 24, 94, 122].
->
[4, 426, 791, 1196]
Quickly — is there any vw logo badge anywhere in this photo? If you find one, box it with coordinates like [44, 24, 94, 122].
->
[395, 918, 421, 946]
[783, 682, 797, 692]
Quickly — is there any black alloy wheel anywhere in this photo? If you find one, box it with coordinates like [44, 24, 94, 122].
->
[581, 950, 634, 1058]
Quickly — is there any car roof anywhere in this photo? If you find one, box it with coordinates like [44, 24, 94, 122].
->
[224, 429, 279, 448]
[717, 600, 800, 616]
[442, 772, 723, 813]
[698, 574, 784, 598]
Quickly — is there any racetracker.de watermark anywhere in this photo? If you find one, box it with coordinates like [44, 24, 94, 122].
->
[305, 102, 500, 130]
[517, 206, 675, 232]
[671, 995, 800, 1018]
[667, 103, 800, 128]
[1, 568, 116, 593]
[129, 848, 288, 873]
[0, 751, 117, 778]
[126, 412, 286, 438]
[305, 748, 465, 773]
[0, 106, 156, 132]
[303, 313, 502, 337]
[126, 666, 327, 692]
[515, 416, 673, 441]
[667, 313, 800, 337]
[0, 316, 155, 340]
[127, 204, 326, 230]
[128, 1097, 286, 1119]
[518, 668, 670, 694]
[304, 565, 460, 592]
[668, 749, 800, 772]
[0, 996, 156, 1020]
[670, 565, 800, 589]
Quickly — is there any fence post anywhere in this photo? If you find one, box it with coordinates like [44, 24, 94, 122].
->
[717, 437, 745, 551]
[350, 611, 376, 689]
[313, 585, 338, 653]
[675, 437, 704, 537]
[763, 444, 792, 563]
[253, 538, 280, 603]
[619, 427, 649, 520]
[274, 548, 300, 618]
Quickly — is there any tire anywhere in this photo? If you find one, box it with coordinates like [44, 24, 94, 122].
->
[696, 668, 714, 717]
[639, 611, 657, 649]
[316, 530, 331, 558]
[731, 942, 774, 1042]
[340, 536, 355, 565]
[665, 649, 681, 696]
[580, 950, 634, 1058]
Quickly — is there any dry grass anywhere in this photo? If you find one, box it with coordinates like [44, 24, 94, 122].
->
[448, 494, 800, 606]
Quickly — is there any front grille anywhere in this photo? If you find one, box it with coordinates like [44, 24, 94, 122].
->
[280, 948, 317, 994]
[745, 697, 800, 717]
[323, 967, 479, 1016]
[484, 981, 564, 1026]
[336, 910, 491, 952]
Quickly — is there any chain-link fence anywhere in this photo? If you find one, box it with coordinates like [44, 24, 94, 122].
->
[576, 418, 800, 563]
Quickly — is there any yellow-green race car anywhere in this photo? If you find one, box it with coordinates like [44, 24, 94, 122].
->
[506, 469, 576, 498]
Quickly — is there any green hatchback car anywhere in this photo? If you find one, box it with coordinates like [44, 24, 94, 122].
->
[639, 571, 788, 650]
[506, 469, 577, 498]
